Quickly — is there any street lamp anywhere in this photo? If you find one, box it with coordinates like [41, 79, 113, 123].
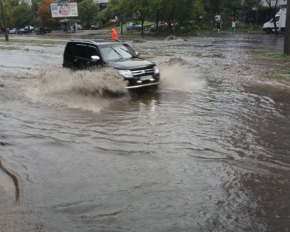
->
[0, 0, 9, 41]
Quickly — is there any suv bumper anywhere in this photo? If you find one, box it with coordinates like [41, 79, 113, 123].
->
[126, 82, 159, 89]
[126, 73, 160, 89]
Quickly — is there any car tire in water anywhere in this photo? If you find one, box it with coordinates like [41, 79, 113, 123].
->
[266, 28, 272, 34]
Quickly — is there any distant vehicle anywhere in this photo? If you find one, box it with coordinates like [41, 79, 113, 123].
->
[8, 28, 19, 34]
[90, 25, 98, 30]
[263, 8, 287, 34]
[83, 23, 98, 30]
[126, 22, 142, 31]
[35, 26, 52, 35]
[57, 25, 64, 30]
[77, 24, 83, 30]
[19, 28, 30, 34]
[25, 25, 34, 31]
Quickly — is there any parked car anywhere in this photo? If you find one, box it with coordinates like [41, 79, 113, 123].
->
[24, 25, 34, 31]
[126, 22, 142, 31]
[19, 28, 31, 34]
[35, 26, 52, 34]
[83, 23, 98, 30]
[63, 40, 160, 89]
[57, 25, 64, 30]
[8, 28, 19, 34]
[77, 24, 83, 30]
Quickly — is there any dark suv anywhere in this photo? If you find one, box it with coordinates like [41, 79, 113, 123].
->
[35, 26, 51, 35]
[63, 40, 160, 89]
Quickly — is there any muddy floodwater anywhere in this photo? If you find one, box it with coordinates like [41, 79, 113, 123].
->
[1, 34, 290, 232]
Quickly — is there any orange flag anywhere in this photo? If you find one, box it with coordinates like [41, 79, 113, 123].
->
[112, 27, 118, 41]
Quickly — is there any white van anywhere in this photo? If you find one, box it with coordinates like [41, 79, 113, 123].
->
[263, 8, 287, 34]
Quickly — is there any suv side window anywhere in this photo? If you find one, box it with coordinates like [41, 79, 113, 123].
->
[65, 43, 75, 56]
[76, 44, 98, 59]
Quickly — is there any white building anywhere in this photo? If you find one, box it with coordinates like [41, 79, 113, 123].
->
[93, 0, 109, 8]
[259, 0, 287, 7]
[93, 0, 109, 3]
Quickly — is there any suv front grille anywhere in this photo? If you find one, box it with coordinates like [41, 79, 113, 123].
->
[132, 68, 154, 76]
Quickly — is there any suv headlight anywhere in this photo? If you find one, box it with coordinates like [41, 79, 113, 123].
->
[154, 66, 160, 74]
[119, 70, 133, 78]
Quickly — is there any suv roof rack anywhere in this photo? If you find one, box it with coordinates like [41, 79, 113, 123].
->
[70, 39, 122, 44]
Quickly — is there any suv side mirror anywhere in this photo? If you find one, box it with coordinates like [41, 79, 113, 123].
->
[91, 55, 100, 62]
[135, 52, 140, 57]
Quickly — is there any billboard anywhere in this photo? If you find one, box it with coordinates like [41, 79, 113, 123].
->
[51, 3, 78, 18]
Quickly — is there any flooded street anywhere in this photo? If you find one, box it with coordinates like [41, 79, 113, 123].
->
[1, 34, 290, 232]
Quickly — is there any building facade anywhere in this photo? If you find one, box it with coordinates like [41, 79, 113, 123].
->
[93, 0, 109, 10]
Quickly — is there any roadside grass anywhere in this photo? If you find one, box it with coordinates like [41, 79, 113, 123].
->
[241, 66, 251, 71]
[0, 38, 65, 44]
[102, 21, 154, 32]
[235, 24, 262, 33]
[198, 22, 262, 34]
[265, 67, 290, 81]
[0, 46, 29, 51]
[263, 52, 290, 59]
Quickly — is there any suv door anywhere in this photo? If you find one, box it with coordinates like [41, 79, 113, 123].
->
[63, 42, 76, 68]
[75, 44, 100, 69]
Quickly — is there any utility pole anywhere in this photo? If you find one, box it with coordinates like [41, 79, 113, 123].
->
[32, 0, 36, 28]
[284, 2, 290, 55]
[0, 0, 9, 41]
[120, 11, 123, 35]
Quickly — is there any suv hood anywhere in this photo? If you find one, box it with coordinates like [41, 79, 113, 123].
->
[107, 58, 155, 70]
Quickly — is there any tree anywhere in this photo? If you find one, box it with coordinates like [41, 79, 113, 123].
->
[222, 0, 242, 21]
[121, 0, 151, 34]
[78, 0, 100, 24]
[0, 0, 16, 28]
[36, 0, 58, 26]
[284, 1, 290, 55]
[102, 0, 121, 26]
[265, 0, 279, 35]
[204, 0, 223, 16]
[12, 3, 33, 28]
[242, 0, 261, 11]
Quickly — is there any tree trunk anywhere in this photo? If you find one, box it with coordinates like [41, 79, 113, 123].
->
[141, 14, 145, 35]
[273, 1, 278, 35]
[155, 10, 159, 33]
[120, 11, 123, 35]
[267, 0, 279, 35]
[0, 0, 8, 41]
[284, 2, 290, 55]
[168, 6, 175, 34]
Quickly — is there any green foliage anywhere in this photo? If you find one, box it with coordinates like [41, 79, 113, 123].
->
[0, 38, 66, 44]
[78, 0, 100, 24]
[0, 0, 18, 27]
[0, 0, 267, 32]
[265, 67, 290, 81]
[105, 0, 209, 34]
[12, 3, 33, 28]
[264, 52, 290, 58]
[36, 0, 58, 26]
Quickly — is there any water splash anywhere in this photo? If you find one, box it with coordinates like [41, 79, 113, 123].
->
[26, 68, 128, 112]
[158, 58, 205, 91]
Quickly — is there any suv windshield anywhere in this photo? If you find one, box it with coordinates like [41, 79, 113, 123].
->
[99, 44, 137, 62]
